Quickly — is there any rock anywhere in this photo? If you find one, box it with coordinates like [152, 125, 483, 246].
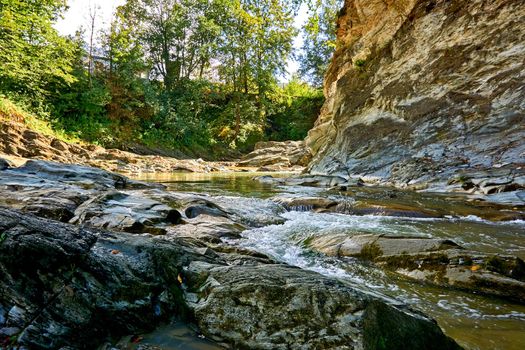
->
[0, 207, 462, 349]
[253, 174, 349, 187]
[0, 121, 229, 175]
[0, 157, 11, 170]
[0, 208, 208, 349]
[376, 250, 525, 303]
[307, 234, 460, 258]
[183, 261, 461, 350]
[0, 160, 162, 222]
[237, 140, 310, 170]
[70, 191, 182, 235]
[307, 233, 525, 302]
[304, 0, 525, 204]
[271, 193, 445, 218]
[272, 196, 339, 212]
[17, 160, 156, 190]
[0, 187, 88, 222]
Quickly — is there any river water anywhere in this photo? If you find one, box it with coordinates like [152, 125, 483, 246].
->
[133, 172, 525, 350]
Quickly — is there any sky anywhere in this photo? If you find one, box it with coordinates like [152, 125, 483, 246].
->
[54, 0, 306, 79]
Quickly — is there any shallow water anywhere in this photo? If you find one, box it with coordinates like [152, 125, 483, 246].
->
[134, 172, 525, 350]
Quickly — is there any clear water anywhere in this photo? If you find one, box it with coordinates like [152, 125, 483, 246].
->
[133, 172, 525, 350]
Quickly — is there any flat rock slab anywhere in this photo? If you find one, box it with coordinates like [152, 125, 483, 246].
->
[307, 233, 525, 303]
[308, 234, 460, 258]
[377, 249, 525, 303]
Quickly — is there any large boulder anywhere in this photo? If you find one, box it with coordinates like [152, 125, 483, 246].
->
[183, 261, 461, 350]
[0, 208, 205, 349]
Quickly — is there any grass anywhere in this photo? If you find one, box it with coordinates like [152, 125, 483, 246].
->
[0, 96, 82, 144]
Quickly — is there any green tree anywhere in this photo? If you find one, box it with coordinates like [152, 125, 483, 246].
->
[218, 0, 296, 145]
[299, 0, 340, 87]
[0, 0, 76, 105]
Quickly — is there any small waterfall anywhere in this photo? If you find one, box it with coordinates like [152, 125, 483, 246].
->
[287, 204, 315, 212]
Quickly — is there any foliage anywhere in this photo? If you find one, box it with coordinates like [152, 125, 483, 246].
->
[299, 0, 341, 86]
[0, 0, 76, 104]
[266, 76, 324, 141]
[0, 0, 335, 158]
[0, 95, 81, 143]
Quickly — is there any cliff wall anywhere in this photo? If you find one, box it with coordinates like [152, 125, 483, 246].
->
[306, 0, 525, 197]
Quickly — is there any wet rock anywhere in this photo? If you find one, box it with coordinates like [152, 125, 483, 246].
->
[307, 234, 460, 259]
[17, 160, 157, 190]
[271, 193, 444, 218]
[0, 187, 88, 222]
[307, 233, 525, 302]
[183, 261, 461, 350]
[0, 206, 463, 349]
[198, 196, 286, 228]
[70, 191, 182, 234]
[0, 208, 208, 349]
[253, 174, 349, 187]
[376, 250, 525, 303]
[272, 196, 339, 212]
[167, 214, 245, 243]
[237, 140, 310, 170]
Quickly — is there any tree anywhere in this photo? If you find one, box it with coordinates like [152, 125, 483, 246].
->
[118, 0, 223, 89]
[218, 0, 296, 144]
[0, 0, 76, 104]
[298, 0, 340, 87]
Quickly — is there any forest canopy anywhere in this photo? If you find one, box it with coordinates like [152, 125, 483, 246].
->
[0, 0, 341, 158]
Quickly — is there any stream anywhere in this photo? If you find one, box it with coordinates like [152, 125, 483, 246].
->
[133, 172, 525, 350]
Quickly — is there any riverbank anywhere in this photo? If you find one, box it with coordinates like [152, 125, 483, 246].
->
[1, 159, 525, 349]
[0, 158, 465, 349]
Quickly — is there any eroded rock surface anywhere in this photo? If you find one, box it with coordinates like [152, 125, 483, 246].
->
[305, 0, 525, 203]
[306, 233, 525, 302]
[0, 159, 463, 349]
[183, 261, 461, 350]
[237, 140, 310, 171]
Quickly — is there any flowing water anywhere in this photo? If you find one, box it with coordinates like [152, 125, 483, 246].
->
[133, 172, 525, 350]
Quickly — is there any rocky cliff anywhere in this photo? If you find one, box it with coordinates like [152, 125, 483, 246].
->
[306, 0, 525, 197]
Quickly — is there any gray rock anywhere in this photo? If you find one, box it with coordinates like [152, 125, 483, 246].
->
[307, 234, 460, 258]
[15, 160, 159, 190]
[70, 191, 182, 234]
[306, 233, 525, 302]
[0, 208, 207, 349]
[183, 261, 461, 350]
[237, 140, 310, 169]
[0, 207, 463, 349]
[253, 174, 349, 187]
[305, 0, 525, 204]
[376, 250, 525, 303]
[0, 157, 12, 170]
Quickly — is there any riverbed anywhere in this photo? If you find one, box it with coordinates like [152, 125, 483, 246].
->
[132, 172, 525, 350]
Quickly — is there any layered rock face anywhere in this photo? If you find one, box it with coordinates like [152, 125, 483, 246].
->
[236, 140, 311, 171]
[306, 0, 525, 195]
